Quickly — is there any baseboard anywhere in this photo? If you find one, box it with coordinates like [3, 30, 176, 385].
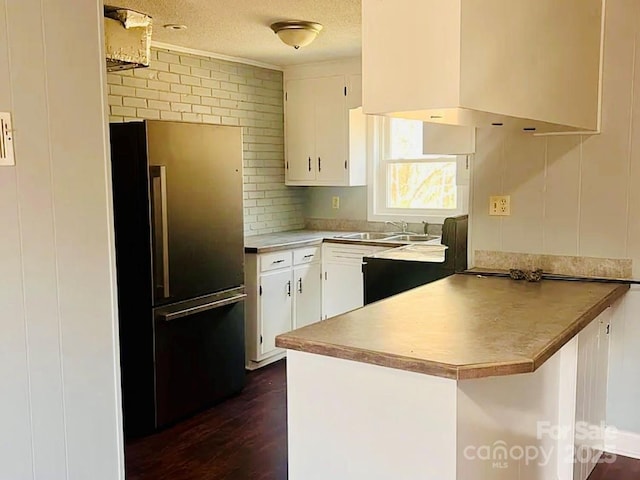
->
[605, 427, 640, 460]
[246, 351, 286, 371]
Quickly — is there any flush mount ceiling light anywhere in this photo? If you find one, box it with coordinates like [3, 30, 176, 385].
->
[270, 20, 323, 49]
[164, 24, 187, 31]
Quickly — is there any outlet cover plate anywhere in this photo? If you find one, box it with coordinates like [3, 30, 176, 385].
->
[0, 112, 15, 166]
[489, 195, 511, 216]
[332, 196, 340, 209]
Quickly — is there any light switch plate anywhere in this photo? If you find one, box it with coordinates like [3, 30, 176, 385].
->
[0, 112, 15, 166]
[489, 195, 511, 216]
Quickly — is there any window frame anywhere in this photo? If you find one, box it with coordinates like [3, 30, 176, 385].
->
[367, 116, 470, 223]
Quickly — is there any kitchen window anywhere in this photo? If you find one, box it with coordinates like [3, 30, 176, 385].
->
[368, 117, 470, 223]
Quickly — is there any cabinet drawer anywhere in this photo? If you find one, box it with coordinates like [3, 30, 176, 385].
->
[260, 251, 293, 272]
[293, 246, 321, 265]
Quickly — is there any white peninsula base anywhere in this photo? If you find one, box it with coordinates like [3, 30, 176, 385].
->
[285, 309, 615, 480]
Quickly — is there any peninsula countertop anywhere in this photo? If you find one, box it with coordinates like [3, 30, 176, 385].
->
[275, 274, 629, 380]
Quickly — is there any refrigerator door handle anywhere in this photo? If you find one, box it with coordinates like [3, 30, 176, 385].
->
[150, 165, 170, 299]
[160, 293, 247, 322]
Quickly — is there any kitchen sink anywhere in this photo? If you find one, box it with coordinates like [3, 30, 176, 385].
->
[337, 232, 396, 240]
[385, 234, 440, 242]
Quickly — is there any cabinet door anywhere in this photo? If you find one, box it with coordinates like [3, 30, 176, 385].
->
[294, 263, 322, 329]
[573, 312, 611, 480]
[315, 76, 348, 184]
[285, 78, 316, 182]
[323, 262, 365, 319]
[259, 269, 293, 356]
[347, 74, 363, 109]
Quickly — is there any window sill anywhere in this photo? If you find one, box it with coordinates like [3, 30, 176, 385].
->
[367, 212, 466, 225]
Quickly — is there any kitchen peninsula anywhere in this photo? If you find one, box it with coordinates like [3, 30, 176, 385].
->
[276, 275, 629, 480]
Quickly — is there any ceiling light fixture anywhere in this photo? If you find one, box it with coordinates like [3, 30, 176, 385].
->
[270, 20, 323, 49]
[164, 24, 187, 31]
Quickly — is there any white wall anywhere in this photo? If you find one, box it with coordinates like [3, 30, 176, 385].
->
[470, 0, 640, 434]
[0, 1, 124, 478]
[305, 186, 368, 220]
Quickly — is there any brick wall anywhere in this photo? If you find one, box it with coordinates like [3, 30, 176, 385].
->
[107, 47, 305, 236]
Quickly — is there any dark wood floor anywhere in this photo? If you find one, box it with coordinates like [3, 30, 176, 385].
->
[126, 358, 639, 480]
[589, 453, 640, 480]
[126, 359, 288, 480]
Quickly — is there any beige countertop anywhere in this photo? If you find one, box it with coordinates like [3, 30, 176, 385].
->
[366, 244, 447, 262]
[243, 229, 436, 253]
[244, 230, 339, 253]
[276, 274, 629, 380]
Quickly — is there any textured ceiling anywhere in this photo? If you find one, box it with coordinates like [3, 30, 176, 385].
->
[107, 0, 362, 67]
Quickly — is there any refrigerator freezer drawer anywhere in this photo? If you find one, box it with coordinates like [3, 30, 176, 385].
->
[152, 290, 246, 430]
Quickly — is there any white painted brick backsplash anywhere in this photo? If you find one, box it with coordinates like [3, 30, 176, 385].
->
[107, 47, 303, 236]
[169, 64, 190, 75]
[160, 111, 182, 121]
[157, 51, 179, 64]
[123, 97, 147, 108]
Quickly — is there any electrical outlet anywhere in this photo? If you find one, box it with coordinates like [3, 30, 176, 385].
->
[332, 196, 340, 209]
[489, 195, 511, 216]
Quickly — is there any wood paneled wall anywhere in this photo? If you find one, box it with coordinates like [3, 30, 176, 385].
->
[0, 1, 124, 478]
[470, 0, 640, 435]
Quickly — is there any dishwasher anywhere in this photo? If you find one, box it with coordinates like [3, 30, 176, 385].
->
[363, 215, 468, 304]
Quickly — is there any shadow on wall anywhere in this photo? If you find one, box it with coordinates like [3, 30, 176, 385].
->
[304, 186, 368, 220]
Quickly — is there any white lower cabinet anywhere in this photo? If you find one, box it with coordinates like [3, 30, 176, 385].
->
[322, 243, 388, 319]
[259, 269, 293, 355]
[572, 310, 611, 480]
[293, 262, 322, 329]
[246, 242, 392, 368]
[245, 246, 322, 369]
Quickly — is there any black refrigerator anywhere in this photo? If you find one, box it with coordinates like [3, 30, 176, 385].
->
[109, 120, 246, 437]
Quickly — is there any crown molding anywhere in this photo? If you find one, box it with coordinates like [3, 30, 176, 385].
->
[151, 41, 283, 71]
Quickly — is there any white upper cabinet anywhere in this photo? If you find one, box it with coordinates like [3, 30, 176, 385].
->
[362, 0, 604, 134]
[285, 78, 316, 182]
[284, 59, 367, 186]
[314, 75, 349, 184]
[423, 123, 476, 155]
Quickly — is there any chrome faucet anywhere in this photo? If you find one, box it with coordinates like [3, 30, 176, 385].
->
[385, 220, 410, 234]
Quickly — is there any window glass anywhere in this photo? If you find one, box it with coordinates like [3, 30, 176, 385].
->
[387, 162, 457, 209]
[369, 116, 468, 221]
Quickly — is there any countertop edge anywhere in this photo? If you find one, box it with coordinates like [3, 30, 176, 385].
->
[274, 337, 460, 380]
[531, 282, 630, 371]
[456, 360, 535, 380]
[322, 238, 407, 249]
[244, 237, 325, 253]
